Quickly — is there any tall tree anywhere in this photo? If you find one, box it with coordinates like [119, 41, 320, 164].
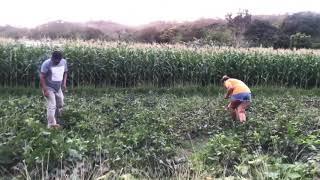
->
[244, 19, 279, 47]
[281, 12, 320, 37]
[290, 32, 312, 49]
[226, 10, 252, 47]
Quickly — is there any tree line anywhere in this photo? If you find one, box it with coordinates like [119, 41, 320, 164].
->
[1, 11, 320, 49]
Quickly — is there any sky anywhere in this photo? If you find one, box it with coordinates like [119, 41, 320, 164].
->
[0, 0, 319, 28]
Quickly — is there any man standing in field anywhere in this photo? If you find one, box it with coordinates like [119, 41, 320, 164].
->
[222, 75, 251, 123]
[40, 51, 68, 128]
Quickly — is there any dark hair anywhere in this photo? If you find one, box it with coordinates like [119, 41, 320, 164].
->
[221, 75, 230, 82]
[52, 50, 63, 60]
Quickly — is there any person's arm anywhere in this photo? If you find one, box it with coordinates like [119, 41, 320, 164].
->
[62, 72, 67, 91]
[40, 61, 49, 97]
[40, 73, 49, 97]
[224, 86, 234, 99]
[224, 81, 234, 99]
[62, 60, 68, 92]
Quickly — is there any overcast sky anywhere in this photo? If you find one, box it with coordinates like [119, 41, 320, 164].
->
[0, 0, 319, 27]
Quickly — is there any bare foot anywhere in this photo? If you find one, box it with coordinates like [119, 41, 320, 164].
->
[239, 119, 246, 123]
[48, 124, 61, 129]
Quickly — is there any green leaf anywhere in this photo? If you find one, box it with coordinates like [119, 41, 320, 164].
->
[287, 172, 301, 179]
[265, 171, 279, 179]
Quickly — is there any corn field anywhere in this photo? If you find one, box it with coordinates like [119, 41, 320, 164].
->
[1, 39, 320, 88]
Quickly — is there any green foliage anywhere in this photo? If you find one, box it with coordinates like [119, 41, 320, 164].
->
[244, 19, 279, 47]
[192, 95, 320, 178]
[281, 12, 320, 37]
[290, 32, 312, 49]
[1, 88, 320, 179]
[203, 26, 233, 46]
[2, 11, 320, 49]
[226, 10, 252, 47]
[273, 32, 290, 49]
[1, 40, 320, 89]
[196, 133, 246, 175]
[0, 93, 178, 178]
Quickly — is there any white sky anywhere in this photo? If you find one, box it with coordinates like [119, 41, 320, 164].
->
[0, 0, 319, 27]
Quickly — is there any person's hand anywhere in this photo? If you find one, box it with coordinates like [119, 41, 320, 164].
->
[224, 94, 229, 99]
[62, 85, 67, 92]
[43, 89, 49, 97]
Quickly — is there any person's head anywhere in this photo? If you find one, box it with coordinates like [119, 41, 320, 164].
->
[51, 50, 63, 65]
[221, 75, 230, 83]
